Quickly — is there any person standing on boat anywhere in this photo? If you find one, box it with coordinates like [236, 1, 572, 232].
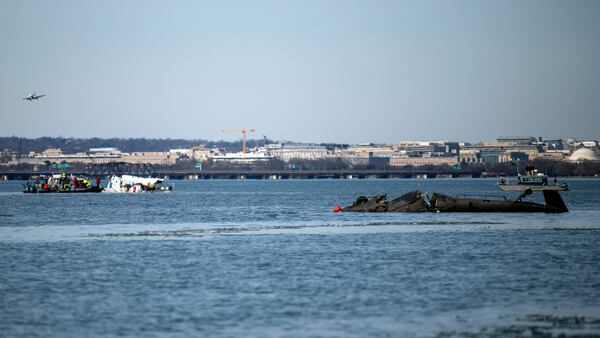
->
[95, 177, 101, 187]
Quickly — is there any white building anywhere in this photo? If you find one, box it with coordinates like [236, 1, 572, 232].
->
[268, 143, 330, 162]
[211, 152, 272, 163]
[33, 148, 178, 165]
[390, 156, 459, 167]
[570, 148, 600, 163]
[121, 152, 178, 165]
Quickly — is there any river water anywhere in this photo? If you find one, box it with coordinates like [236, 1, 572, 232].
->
[1, 178, 599, 337]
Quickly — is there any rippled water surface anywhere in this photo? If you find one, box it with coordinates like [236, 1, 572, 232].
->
[1, 179, 600, 337]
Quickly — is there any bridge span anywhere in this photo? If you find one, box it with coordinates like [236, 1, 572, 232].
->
[0, 166, 480, 180]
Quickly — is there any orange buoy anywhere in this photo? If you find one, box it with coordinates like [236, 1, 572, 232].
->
[333, 205, 342, 213]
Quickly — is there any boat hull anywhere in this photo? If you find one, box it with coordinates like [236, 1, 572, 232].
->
[497, 184, 568, 192]
[23, 186, 103, 193]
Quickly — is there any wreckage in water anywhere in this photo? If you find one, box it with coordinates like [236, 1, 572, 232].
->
[104, 175, 174, 193]
[338, 191, 431, 213]
[335, 168, 569, 214]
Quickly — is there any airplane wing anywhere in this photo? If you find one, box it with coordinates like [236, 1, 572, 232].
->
[22, 97, 31, 100]
[36, 95, 45, 98]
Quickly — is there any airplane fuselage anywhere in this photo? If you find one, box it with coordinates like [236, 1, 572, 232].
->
[23, 93, 44, 101]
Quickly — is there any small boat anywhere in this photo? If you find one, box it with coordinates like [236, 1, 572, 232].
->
[497, 164, 569, 192]
[23, 174, 103, 193]
[104, 175, 174, 193]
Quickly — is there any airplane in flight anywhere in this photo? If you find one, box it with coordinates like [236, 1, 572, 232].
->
[22, 92, 45, 101]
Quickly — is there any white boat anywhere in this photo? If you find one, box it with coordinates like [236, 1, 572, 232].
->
[104, 175, 173, 193]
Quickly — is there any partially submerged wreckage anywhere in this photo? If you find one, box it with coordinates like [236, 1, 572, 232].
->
[335, 167, 569, 213]
[104, 175, 174, 193]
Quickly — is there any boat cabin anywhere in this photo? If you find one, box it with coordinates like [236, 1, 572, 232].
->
[517, 164, 548, 185]
[517, 174, 548, 185]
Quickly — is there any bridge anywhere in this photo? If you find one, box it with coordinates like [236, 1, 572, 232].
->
[151, 168, 479, 180]
[0, 164, 480, 180]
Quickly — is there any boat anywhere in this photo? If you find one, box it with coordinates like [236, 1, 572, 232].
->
[23, 174, 103, 193]
[497, 164, 569, 192]
[104, 175, 174, 193]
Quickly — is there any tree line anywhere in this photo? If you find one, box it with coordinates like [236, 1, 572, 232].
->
[0, 136, 268, 153]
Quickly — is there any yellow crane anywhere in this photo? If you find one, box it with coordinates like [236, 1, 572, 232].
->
[221, 128, 255, 162]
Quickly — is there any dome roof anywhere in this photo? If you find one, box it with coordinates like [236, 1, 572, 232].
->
[570, 148, 600, 162]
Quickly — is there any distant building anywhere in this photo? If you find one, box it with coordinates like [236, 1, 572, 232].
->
[32, 147, 178, 165]
[570, 148, 600, 163]
[269, 143, 329, 162]
[169, 148, 191, 156]
[368, 156, 390, 167]
[534, 151, 570, 161]
[498, 151, 529, 163]
[580, 141, 599, 148]
[341, 156, 370, 166]
[563, 139, 597, 151]
[459, 149, 482, 164]
[121, 152, 178, 165]
[190, 146, 217, 162]
[479, 149, 504, 165]
[89, 148, 122, 155]
[463, 137, 541, 164]
[442, 142, 461, 155]
[496, 137, 536, 145]
[0, 149, 14, 164]
[390, 156, 459, 167]
[338, 145, 392, 159]
[539, 139, 564, 151]
[211, 152, 272, 163]
[395, 141, 439, 153]
[35, 148, 121, 164]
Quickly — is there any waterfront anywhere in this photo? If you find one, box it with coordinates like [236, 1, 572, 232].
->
[1, 179, 600, 337]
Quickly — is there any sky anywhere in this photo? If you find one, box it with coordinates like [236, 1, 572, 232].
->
[0, 0, 599, 144]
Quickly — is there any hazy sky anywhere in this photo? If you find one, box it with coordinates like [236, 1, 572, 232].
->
[1, 0, 599, 144]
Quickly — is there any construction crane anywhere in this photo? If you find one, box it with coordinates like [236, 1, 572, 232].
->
[221, 128, 255, 161]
